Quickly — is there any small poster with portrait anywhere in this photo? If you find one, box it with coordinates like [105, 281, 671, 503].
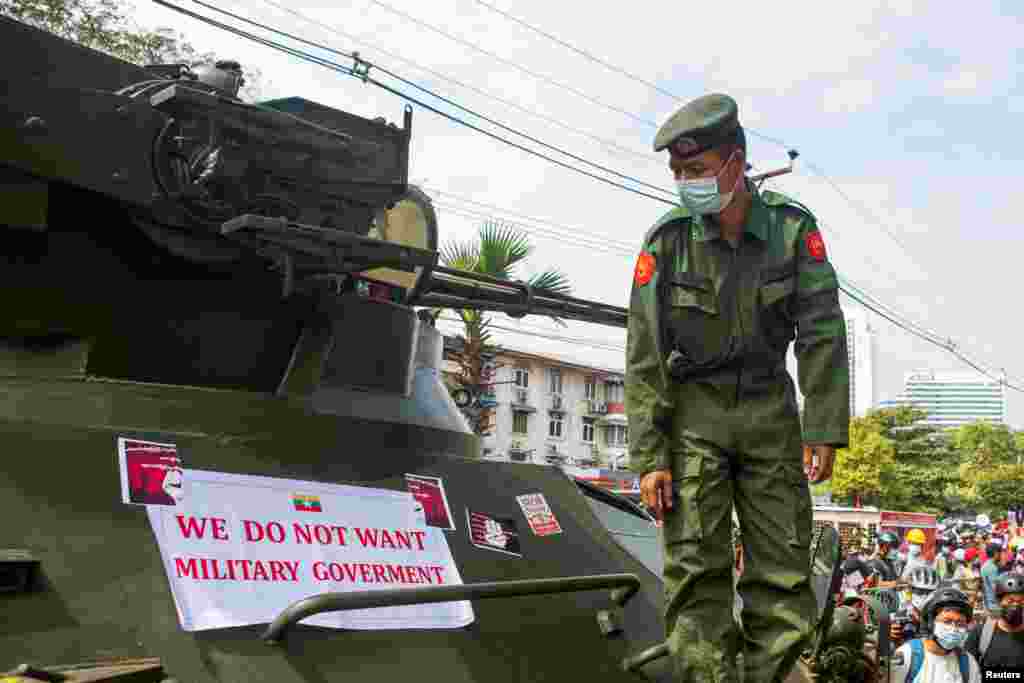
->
[118, 437, 184, 506]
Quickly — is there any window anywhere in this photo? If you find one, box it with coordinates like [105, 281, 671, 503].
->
[549, 368, 563, 395]
[608, 424, 628, 446]
[582, 417, 595, 443]
[514, 366, 529, 388]
[512, 411, 528, 435]
[605, 382, 623, 403]
[584, 377, 597, 400]
[549, 413, 563, 438]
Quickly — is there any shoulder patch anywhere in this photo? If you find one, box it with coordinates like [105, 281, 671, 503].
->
[633, 251, 656, 287]
[643, 206, 691, 246]
[805, 230, 827, 261]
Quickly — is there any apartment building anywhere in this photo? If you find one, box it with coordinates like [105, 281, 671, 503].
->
[442, 337, 629, 469]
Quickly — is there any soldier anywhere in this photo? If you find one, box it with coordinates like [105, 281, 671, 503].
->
[628, 94, 850, 682]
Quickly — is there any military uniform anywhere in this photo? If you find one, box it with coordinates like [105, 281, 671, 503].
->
[626, 95, 850, 682]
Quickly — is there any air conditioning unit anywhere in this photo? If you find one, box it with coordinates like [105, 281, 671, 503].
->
[516, 388, 529, 404]
[550, 395, 562, 410]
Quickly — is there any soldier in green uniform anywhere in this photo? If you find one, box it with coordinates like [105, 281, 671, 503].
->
[626, 94, 850, 683]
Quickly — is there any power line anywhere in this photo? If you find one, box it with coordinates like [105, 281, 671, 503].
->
[466, 0, 790, 149]
[364, 0, 661, 130]
[151, 0, 1023, 393]
[152, 0, 677, 206]
[185, 0, 675, 198]
[421, 184, 638, 253]
[436, 315, 626, 353]
[430, 188, 1024, 392]
[254, 0, 664, 168]
[467, 1, 934, 274]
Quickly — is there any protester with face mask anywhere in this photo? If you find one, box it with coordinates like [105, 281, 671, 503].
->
[965, 573, 1024, 671]
[891, 587, 982, 683]
[889, 566, 941, 649]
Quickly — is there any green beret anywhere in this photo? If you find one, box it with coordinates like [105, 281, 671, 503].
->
[653, 93, 740, 155]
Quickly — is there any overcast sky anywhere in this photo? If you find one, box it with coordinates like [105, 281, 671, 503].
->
[130, 0, 1024, 426]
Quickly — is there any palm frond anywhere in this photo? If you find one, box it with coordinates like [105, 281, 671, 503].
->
[478, 220, 531, 278]
[526, 269, 574, 327]
[439, 238, 479, 271]
[527, 269, 573, 296]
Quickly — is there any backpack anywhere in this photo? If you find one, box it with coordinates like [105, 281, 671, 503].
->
[905, 638, 970, 683]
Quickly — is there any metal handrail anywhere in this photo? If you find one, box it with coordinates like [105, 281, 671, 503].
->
[622, 642, 670, 672]
[262, 572, 641, 644]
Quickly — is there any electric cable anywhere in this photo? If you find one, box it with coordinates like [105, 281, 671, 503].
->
[182, 0, 675, 198]
[466, 0, 794, 148]
[365, 0, 661, 130]
[254, 0, 663, 168]
[151, 0, 677, 206]
[150, 0, 1023, 392]
[464, 1, 931, 270]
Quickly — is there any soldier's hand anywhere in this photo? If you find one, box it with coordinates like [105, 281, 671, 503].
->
[641, 470, 673, 522]
[803, 444, 835, 483]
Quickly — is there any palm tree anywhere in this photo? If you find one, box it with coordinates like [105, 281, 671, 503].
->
[431, 219, 572, 436]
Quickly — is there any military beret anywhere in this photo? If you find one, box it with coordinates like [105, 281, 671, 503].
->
[653, 93, 740, 156]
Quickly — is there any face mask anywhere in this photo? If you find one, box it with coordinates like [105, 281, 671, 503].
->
[887, 550, 899, 561]
[675, 151, 741, 215]
[911, 594, 930, 610]
[908, 544, 922, 558]
[1004, 606, 1023, 627]
[933, 622, 968, 650]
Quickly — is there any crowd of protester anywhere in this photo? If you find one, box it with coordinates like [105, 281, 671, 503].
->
[834, 521, 1024, 682]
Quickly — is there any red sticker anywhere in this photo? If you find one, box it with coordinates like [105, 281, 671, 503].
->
[805, 230, 827, 262]
[633, 251, 656, 286]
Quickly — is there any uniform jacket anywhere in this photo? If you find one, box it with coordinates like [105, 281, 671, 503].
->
[626, 184, 850, 475]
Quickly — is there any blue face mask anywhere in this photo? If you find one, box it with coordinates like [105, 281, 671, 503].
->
[675, 151, 740, 215]
[887, 550, 899, 561]
[933, 622, 968, 650]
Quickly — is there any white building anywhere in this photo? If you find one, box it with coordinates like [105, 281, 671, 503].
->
[846, 314, 877, 417]
[879, 369, 1006, 428]
[789, 310, 876, 417]
[442, 338, 630, 470]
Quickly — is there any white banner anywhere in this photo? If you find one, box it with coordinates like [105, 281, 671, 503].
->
[146, 470, 474, 632]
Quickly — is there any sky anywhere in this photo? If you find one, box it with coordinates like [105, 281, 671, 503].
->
[128, 0, 1024, 426]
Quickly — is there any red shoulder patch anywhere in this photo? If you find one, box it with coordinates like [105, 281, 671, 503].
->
[633, 251, 656, 287]
[805, 230, 827, 262]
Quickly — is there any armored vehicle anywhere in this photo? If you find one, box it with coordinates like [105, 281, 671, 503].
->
[0, 13, 876, 683]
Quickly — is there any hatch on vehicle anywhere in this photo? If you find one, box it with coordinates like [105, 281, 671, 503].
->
[573, 477, 663, 578]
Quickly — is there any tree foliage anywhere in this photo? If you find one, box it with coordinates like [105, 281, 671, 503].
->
[1, 0, 265, 100]
[974, 464, 1024, 515]
[432, 220, 571, 438]
[832, 417, 895, 503]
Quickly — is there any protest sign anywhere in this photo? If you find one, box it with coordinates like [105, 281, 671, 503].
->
[145, 469, 474, 631]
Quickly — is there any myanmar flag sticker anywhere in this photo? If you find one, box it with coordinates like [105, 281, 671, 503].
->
[292, 494, 322, 512]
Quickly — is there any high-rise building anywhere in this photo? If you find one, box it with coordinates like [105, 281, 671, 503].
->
[879, 370, 1006, 428]
[846, 314, 876, 418]
[789, 311, 876, 417]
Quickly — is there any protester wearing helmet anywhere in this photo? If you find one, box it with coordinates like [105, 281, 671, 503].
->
[867, 531, 901, 589]
[891, 587, 982, 683]
[965, 573, 1024, 671]
[889, 566, 940, 648]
